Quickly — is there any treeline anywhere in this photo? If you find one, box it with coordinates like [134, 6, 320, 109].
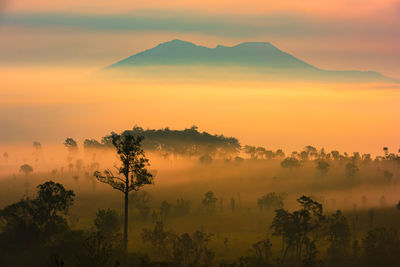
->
[2, 181, 400, 266]
[83, 126, 240, 157]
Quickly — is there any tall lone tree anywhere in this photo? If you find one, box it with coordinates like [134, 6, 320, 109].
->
[94, 132, 153, 252]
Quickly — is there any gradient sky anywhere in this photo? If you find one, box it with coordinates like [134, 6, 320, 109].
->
[0, 0, 399, 76]
[0, 0, 399, 155]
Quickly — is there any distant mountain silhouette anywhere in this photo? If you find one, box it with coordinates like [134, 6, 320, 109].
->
[106, 39, 397, 82]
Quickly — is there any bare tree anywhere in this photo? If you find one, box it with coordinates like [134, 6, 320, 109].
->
[94, 132, 153, 252]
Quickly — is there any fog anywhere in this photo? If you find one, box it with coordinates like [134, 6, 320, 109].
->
[1, 66, 399, 156]
[1, 65, 400, 266]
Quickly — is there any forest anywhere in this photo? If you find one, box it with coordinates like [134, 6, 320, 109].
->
[0, 127, 400, 267]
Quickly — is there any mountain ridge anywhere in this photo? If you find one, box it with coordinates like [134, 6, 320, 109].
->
[106, 39, 397, 83]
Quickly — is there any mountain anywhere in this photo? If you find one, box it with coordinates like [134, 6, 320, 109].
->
[106, 39, 397, 82]
[108, 39, 315, 69]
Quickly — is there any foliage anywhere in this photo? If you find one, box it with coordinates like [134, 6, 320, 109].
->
[130, 191, 152, 221]
[19, 164, 33, 175]
[345, 162, 359, 177]
[0, 181, 75, 249]
[202, 191, 218, 212]
[271, 196, 324, 265]
[280, 157, 301, 169]
[88, 126, 240, 157]
[93, 131, 153, 251]
[94, 132, 153, 193]
[257, 192, 287, 211]
[94, 209, 121, 236]
[326, 210, 351, 264]
[315, 160, 330, 176]
[199, 154, 213, 164]
[64, 138, 78, 153]
[362, 228, 400, 267]
[142, 221, 214, 266]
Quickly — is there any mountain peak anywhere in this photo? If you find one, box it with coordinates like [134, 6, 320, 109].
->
[233, 41, 274, 47]
[109, 39, 312, 69]
[105, 39, 396, 82]
[157, 39, 197, 48]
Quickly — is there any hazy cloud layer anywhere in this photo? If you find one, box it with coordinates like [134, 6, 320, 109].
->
[1, 11, 399, 39]
[1, 10, 399, 76]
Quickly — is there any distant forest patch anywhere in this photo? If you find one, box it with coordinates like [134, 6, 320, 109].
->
[84, 126, 240, 157]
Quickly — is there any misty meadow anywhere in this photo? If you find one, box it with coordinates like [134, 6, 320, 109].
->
[1, 0, 400, 266]
[0, 126, 400, 266]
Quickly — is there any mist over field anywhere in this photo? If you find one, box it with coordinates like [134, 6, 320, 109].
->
[1, 66, 399, 155]
[1, 123, 400, 266]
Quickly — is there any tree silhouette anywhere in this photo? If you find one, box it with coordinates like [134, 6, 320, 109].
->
[345, 162, 359, 177]
[0, 180, 75, 246]
[142, 222, 214, 266]
[3, 152, 8, 163]
[315, 160, 330, 176]
[280, 157, 301, 170]
[257, 192, 287, 211]
[363, 228, 400, 267]
[19, 164, 33, 175]
[202, 191, 218, 213]
[93, 132, 153, 252]
[64, 138, 78, 153]
[33, 141, 42, 152]
[94, 208, 121, 237]
[326, 210, 351, 264]
[130, 191, 152, 221]
[271, 196, 324, 264]
[199, 154, 213, 164]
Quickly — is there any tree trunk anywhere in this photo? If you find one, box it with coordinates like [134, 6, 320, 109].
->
[124, 188, 128, 252]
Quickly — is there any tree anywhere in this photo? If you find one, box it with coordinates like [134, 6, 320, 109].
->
[3, 152, 8, 163]
[345, 162, 359, 177]
[33, 181, 75, 233]
[202, 191, 218, 212]
[142, 222, 214, 266]
[75, 159, 84, 172]
[19, 164, 33, 175]
[362, 228, 400, 266]
[243, 145, 257, 159]
[130, 191, 152, 221]
[159, 201, 171, 222]
[275, 149, 285, 158]
[280, 157, 301, 170]
[174, 198, 191, 217]
[383, 170, 393, 183]
[0, 181, 75, 248]
[315, 160, 330, 176]
[383, 147, 389, 158]
[252, 238, 273, 265]
[94, 132, 153, 252]
[326, 210, 351, 264]
[199, 154, 213, 164]
[33, 141, 42, 152]
[258, 192, 287, 211]
[94, 209, 121, 237]
[271, 196, 324, 265]
[64, 138, 78, 153]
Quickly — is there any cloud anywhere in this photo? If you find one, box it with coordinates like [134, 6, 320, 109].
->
[0, 10, 398, 76]
[1, 10, 397, 39]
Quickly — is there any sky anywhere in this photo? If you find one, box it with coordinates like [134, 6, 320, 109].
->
[0, 0, 399, 155]
[0, 0, 399, 76]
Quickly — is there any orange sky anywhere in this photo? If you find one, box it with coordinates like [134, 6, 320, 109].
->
[0, 67, 399, 155]
[1, 0, 399, 77]
[0, 0, 399, 154]
[3, 0, 399, 17]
